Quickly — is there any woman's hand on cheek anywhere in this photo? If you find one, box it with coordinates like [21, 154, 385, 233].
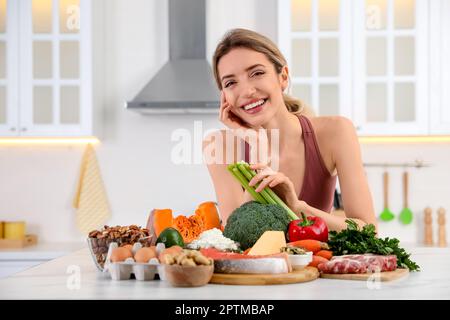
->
[219, 91, 249, 130]
[249, 163, 301, 212]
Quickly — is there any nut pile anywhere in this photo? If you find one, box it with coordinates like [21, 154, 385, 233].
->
[88, 225, 150, 268]
[163, 249, 213, 267]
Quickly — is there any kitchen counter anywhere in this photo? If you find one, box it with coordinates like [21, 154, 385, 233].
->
[0, 242, 85, 279]
[0, 242, 85, 260]
[0, 245, 449, 300]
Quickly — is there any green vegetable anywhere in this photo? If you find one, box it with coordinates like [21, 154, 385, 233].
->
[228, 165, 266, 204]
[328, 220, 420, 271]
[223, 201, 291, 250]
[156, 227, 185, 248]
[228, 161, 298, 221]
[237, 163, 277, 205]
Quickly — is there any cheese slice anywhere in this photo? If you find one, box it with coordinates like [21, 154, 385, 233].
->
[248, 231, 286, 256]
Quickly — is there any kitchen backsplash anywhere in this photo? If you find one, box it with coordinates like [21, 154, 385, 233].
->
[1, 125, 449, 244]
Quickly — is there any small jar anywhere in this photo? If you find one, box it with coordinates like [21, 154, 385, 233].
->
[4, 221, 26, 240]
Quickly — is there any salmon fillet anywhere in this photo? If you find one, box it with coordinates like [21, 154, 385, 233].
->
[200, 248, 292, 274]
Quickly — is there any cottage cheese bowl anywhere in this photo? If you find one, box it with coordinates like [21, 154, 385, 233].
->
[186, 228, 239, 251]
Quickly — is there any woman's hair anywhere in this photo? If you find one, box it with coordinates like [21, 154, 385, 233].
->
[212, 28, 314, 117]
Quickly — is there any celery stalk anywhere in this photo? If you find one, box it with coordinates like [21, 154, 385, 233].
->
[242, 162, 299, 221]
[227, 165, 267, 204]
[236, 163, 277, 205]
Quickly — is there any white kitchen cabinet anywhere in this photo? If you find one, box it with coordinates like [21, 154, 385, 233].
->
[278, 0, 353, 120]
[0, 0, 19, 136]
[429, 0, 450, 134]
[0, 0, 93, 137]
[278, 0, 447, 136]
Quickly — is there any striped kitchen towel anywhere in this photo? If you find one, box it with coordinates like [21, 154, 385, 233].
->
[73, 143, 111, 235]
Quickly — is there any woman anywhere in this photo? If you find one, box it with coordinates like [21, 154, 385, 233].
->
[203, 28, 377, 232]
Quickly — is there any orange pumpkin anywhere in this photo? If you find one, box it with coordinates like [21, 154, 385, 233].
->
[151, 202, 222, 244]
[152, 209, 173, 237]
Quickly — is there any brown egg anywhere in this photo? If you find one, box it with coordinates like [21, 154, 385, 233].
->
[134, 247, 157, 263]
[110, 247, 134, 262]
[121, 244, 133, 253]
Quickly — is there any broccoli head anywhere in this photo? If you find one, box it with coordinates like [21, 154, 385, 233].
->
[223, 201, 290, 250]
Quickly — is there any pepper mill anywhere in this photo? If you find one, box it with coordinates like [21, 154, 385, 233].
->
[438, 207, 447, 247]
[424, 207, 433, 246]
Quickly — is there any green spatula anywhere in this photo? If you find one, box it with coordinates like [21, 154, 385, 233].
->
[399, 171, 413, 224]
[380, 171, 395, 221]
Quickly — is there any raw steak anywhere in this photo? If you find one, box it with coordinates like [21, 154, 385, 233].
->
[318, 254, 397, 274]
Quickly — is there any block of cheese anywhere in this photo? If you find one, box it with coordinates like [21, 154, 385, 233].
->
[248, 231, 286, 256]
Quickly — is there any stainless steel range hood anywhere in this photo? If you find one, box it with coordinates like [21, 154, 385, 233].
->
[126, 0, 220, 114]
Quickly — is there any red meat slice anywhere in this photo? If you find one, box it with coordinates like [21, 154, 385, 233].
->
[318, 254, 398, 274]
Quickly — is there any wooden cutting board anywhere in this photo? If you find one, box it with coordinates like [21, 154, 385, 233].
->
[0, 235, 38, 249]
[209, 266, 319, 285]
[320, 268, 409, 281]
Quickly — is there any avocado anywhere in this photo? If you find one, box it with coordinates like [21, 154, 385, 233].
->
[156, 227, 185, 248]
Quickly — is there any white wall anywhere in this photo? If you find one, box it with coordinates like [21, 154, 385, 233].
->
[0, 0, 449, 245]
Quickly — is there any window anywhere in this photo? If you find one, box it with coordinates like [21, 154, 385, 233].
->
[278, 0, 430, 135]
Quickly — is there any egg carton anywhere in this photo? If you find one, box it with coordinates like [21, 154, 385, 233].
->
[103, 242, 168, 281]
[86, 236, 153, 272]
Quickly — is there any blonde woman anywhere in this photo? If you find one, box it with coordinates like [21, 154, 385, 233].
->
[203, 28, 377, 232]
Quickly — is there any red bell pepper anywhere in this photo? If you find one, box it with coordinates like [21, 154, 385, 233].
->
[288, 212, 328, 242]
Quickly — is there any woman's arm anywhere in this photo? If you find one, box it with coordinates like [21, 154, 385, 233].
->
[296, 117, 378, 233]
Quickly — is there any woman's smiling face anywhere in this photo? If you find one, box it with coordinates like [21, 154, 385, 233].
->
[218, 47, 289, 127]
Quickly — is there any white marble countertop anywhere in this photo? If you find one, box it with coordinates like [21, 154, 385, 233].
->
[0, 242, 85, 260]
[0, 245, 449, 300]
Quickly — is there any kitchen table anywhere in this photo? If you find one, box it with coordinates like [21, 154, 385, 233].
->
[0, 246, 449, 299]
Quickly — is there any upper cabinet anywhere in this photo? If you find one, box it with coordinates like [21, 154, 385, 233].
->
[278, 0, 353, 120]
[0, 0, 92, 137]
[278, 0, 449, 136]
[429, 0, 450, 135]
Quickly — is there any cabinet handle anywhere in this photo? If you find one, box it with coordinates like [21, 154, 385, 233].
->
[9, 127, 16, 132]
[355, 125, 361, 131]
[21, 127, 27, 132]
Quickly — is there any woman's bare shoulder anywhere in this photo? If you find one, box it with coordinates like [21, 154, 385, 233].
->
[308, 116, 358, 173]
[309, 115, 356, 140]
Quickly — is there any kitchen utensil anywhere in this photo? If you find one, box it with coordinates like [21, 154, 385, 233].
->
[399, 171, 414, 224]
[438, 207, 447, 247]
[209, 266, 319, 285]
[320, 268, 409, 282]
[379, 171, 395, 221]
[424, 207, 433, 245]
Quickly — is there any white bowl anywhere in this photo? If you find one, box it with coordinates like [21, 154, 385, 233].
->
[288, 251, 313, 271]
